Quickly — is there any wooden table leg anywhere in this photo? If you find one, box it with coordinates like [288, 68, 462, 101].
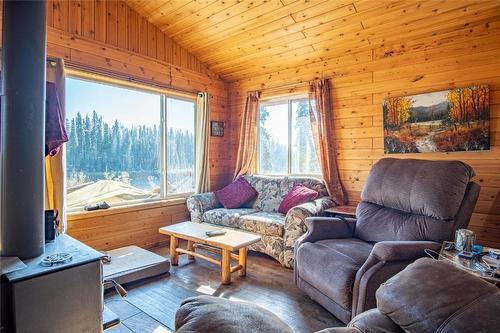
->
[238, 248, 247, 277]
[170, 235, 179, 266]
[221, 249, 231, 285]
[187, 240, 195, 260]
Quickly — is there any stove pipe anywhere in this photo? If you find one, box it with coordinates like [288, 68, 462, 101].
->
[1, 0, 47, 259]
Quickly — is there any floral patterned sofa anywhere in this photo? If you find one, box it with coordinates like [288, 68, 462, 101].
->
[186, 175, 334, 268]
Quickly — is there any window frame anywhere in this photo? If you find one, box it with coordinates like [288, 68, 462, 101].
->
[163, 94, 198, 200]
[65, 70, 198, 213]
[257, 95, 321, 177]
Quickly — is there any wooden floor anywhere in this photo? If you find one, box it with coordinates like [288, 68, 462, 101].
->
[105, 245, 344, 333]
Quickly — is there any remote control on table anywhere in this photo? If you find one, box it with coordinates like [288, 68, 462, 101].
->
[206, 230, 226, 237]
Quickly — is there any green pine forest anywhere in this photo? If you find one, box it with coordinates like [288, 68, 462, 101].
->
[66, 111, 194, 191]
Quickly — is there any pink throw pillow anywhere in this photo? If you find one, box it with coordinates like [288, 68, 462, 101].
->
[214, 177, 258, 209]
[278, 185, 319, 214]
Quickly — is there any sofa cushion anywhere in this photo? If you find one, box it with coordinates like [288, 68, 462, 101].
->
[361, 158, 474, 220]
[175, 295, 294, 333]
[215, 177, 258, 209]
[376, 258, 500, 333]
[288, 176, 329, 198]
[239, 211, 285, 237]
[244, 175, 289, 212]
[296, 238, 374, 311]
[278, 184, 318, 214]
[203, 208, 258, 228]
[244, 175, 328, 213]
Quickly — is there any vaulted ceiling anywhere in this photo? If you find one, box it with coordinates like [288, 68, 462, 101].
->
[124, 0, 500, 82]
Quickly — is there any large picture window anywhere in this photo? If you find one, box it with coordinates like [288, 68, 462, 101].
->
[258, 98, 320, 175]
[65, 76, 196, 212]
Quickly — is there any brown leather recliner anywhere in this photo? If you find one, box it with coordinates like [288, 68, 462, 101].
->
[323, 258, 500, 333]
[294, 158, 480, 324]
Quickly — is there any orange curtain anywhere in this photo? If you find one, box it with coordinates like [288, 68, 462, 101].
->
[45, 59, 67, 233]
[234, 91, 260, 179]
[308, 79, 347, 205]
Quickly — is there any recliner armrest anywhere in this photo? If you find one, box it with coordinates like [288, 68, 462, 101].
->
[352, 240, 442, 316]
[297, 217, 356, 246]
[370, 241, 441, 262]
[294, 217, 356, 280]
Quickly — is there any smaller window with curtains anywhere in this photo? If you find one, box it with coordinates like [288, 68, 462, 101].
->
[258, 97, 320, 176]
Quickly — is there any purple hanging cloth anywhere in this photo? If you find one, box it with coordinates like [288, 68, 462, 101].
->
[45, 81, 68, 156]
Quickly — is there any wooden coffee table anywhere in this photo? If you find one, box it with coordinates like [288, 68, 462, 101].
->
[159, 221, 261, 285]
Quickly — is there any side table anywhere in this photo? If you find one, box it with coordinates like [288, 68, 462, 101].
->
[438, 241, 500, 285]
[324, 205, 357, 219]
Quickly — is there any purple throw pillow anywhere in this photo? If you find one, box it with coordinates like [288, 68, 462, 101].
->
[278, 184, 319, 214]
[214, 177, 258, 209]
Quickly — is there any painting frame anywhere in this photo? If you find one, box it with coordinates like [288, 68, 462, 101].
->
[383, 85, 490, 154]
[210, 120, 224, 137]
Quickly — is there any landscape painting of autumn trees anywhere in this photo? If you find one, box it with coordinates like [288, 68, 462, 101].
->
[383, 85, 490, 153]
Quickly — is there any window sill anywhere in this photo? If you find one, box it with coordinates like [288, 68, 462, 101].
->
[67, 197, 188, 221]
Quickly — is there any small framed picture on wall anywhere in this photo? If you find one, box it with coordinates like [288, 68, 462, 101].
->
[211, 121, 224, 137]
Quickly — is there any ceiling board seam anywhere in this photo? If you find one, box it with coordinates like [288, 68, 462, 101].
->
[156, 0, 219, 32]
[140, 3, 168, 20]
[146, 1, 191, 22]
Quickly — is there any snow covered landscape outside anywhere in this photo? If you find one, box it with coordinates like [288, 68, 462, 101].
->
[65, 77, 195, 211]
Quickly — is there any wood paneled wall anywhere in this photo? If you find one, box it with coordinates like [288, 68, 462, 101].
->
[48, 0, 207, 73]
[228, 19, 500, 248]
[41, 1, 231, 250]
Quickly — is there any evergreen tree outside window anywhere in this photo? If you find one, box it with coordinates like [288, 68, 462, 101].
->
[258, 98, 321, 175]
[65, 76, 196, 212]
[166, 98, 195, 195]
[258, 102, 288, 174]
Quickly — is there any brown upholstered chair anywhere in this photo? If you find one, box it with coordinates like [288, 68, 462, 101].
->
[294, 158, 480, 324]
[324, 258, 500, 333]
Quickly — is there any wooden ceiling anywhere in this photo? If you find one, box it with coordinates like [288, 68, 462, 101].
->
[124, 0, 500, 82]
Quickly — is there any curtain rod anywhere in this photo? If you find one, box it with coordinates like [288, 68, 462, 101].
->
[48, 57, 212, 98]
[248, 73, 328, 95]
[65, 63, 203, 99]
[263, 80, 309, 91]
[256, 81, 310, 101]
